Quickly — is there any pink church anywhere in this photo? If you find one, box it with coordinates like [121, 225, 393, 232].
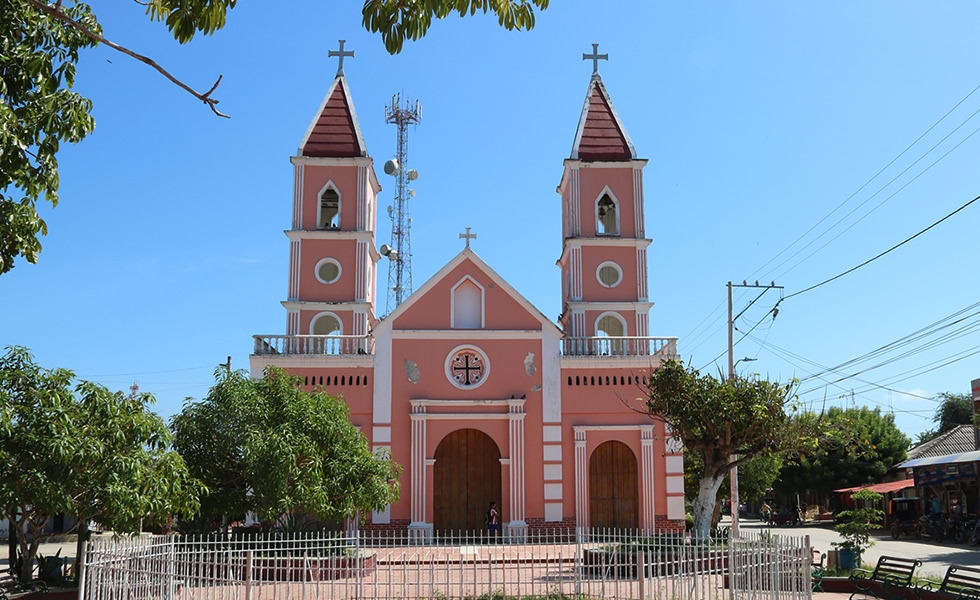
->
[250, 47, 685, 538]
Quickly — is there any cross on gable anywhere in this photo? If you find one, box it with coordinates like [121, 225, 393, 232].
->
[329, 39, 355, 77]
[582, 43, 608, 75]
[459, 227, 477, 249]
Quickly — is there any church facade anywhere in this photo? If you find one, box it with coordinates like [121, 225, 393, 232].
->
[250, 48, 685, 537]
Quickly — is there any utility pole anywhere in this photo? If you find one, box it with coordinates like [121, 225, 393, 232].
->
[727, 280, 782, 536]
[219, 356, 231, 374]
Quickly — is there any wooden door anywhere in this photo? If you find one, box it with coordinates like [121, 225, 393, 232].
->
[589, 440, 639, 530]
[434, 429, 502, 533]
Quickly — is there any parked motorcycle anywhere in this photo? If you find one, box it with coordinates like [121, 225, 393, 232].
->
[945, 514, 969, 544]
[917, 514, 945, 542]
[768, 508, 802, 527]
[969, 517, 980, 547]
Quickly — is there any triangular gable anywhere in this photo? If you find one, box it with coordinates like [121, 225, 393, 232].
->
[298, 77, 367, 158]
[373, 248, 563, 337]
[570, 74, 636, 160]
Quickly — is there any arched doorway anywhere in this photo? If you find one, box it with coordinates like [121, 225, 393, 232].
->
[589, 440, 639, 530]
[434, 429, 502, 533]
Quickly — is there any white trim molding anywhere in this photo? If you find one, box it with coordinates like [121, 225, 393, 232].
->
[594, 185, 621, 237]
[444, 344, 491, 390]
[314, 257, 342, 285]
[315, 179, 341, 230]
[596, 261, 623, 288]
[450, 275, 486, 329]
[392, 329, 542, 340]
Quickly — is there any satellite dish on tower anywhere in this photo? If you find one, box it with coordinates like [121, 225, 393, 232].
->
[407, 169, 418, 181]
[383, 159, 400, 176]
[379, 244, 396, 258]
[409, 189, 416, 197]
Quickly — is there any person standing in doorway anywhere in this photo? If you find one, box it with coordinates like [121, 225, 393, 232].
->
[487, 502, 499, 539]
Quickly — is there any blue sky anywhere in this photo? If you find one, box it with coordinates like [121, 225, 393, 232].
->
[3, 1, 979, 443]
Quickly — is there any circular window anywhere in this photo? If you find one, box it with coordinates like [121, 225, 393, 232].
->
[596, 261, 622, 288]
[445, 345, 490, 389]
[315, 258, 342, 284]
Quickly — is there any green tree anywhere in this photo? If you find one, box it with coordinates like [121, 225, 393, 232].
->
[170, 367, 400, 530]
[0, 346, 202, 584]
[775, 406, 909, 501]
[1, 0, 548, 275]
[916, 392, 974, 445]
[644, 360, 819, 539]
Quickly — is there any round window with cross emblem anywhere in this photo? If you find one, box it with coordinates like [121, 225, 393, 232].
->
[445, 345, 490, 389]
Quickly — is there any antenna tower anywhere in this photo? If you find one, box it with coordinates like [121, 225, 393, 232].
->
[383, 93, 421, 313]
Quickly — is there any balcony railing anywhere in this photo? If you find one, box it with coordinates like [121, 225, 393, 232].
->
[253, 334, 374, 356]
[561, 336, 679, 358]
[253, 334, 677, 360]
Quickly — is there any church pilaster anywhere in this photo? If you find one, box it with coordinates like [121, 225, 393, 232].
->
[641, 428, 655, 533]
[632, 167, 644, 237]
[507, 401, 527, 538]
[574, 430, 588, 530]
[408, 403, 432, 540]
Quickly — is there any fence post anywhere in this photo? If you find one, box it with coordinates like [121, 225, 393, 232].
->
[244, 550, 253, 600]
[575, 527, 582, 597]
[168, 537, 176, 600]
[638, 550, 645, 600]
[355, 527, 362, 600]
[77, 537, 89, 600]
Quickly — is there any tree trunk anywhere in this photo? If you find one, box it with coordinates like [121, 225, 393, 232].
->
[692, 469, 726, 542]
[74, 519, 89, 585]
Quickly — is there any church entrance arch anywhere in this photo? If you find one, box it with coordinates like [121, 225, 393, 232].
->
[434, 428, 502, 533]
[589, 440, 638, 530]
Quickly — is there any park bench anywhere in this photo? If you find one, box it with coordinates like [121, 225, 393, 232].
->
[915, 565, 980, 600]
[849, 555, 922, 600]
[811, 551, 826, 592]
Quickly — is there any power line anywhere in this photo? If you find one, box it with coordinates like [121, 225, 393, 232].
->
[779, 193, 980, 302]
[746, 334, 936, 401]
[81, 365, 215, 378]
[750, 80, 980, 284]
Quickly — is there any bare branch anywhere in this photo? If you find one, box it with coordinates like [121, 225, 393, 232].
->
[23, 0, 230, 118]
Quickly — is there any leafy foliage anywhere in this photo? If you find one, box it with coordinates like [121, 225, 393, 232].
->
[171, 367, 401, 530]
[643, 360, 818, 538]
[775, 406, 909, 499]
[916, 392, 974, 445]
[0, 346, 202, 583]
[363, 0, 549, 54]
[142, 0, 237, 43]
[0, 0, 99, 274]
[3, 1, 545, 275]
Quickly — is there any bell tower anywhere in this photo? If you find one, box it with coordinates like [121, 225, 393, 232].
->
[557, 45, 652, 353]
[285, 41, 381, 351]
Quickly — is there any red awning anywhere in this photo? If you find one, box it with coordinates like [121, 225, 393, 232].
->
[865, 479, 916, 494]
[833, 479, 915, 494]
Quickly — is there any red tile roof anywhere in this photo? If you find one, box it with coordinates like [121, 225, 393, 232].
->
[573, 78, 634, 161]
[301, 78, 364, 158]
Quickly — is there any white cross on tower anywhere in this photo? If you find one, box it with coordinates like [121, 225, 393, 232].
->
[582, 43, 608, 75]
[329, 39, 355, 77]
[459, 227, 477, 249]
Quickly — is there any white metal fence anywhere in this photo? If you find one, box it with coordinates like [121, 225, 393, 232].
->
[81, 528, 812, 600]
